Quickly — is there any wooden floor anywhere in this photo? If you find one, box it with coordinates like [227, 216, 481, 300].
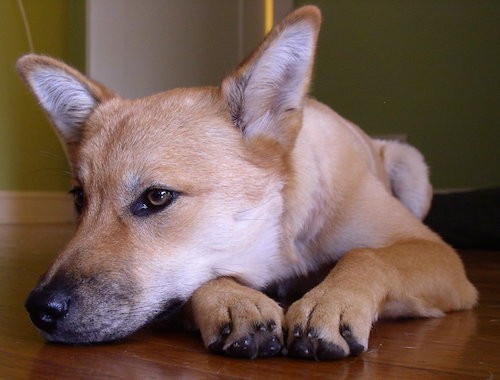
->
[0, 224, 498, 379]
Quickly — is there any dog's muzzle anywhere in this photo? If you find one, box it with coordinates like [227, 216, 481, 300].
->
[24, 273, 186, 344]
[23, 274, 134, 343]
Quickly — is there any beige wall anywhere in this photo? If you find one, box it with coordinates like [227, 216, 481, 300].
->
[87, 0, 241, 98]
[86, 0, 293, 98]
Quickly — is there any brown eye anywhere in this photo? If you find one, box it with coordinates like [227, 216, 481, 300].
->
[131, 188, 178, 217]
[147, 189, 172, 207]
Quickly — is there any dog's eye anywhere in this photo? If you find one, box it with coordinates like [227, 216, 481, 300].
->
[131, 188, 178, 217]
[147, 189, 172, 207]
[69, 186, 85, 214]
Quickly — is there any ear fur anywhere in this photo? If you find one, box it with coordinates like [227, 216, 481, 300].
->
[16, 54, 115, 146]
[222, 6, 321, 151]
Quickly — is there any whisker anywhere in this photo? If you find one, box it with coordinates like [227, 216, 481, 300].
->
[235, 197, 274, 215]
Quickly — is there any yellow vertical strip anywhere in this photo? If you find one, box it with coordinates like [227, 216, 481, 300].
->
[264, 0, 274, 34]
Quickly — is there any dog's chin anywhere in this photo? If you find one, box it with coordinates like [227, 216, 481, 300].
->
[41, 328, 131, 345]
[39, 297, 186, 345]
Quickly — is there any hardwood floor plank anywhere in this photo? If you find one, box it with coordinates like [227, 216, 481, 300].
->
[0, 224, 498, 379]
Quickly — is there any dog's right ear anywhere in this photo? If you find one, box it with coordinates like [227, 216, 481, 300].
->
[16, 54, 115, 151]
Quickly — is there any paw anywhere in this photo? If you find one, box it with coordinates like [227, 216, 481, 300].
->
[285, 292, 372, 360]
[208, 320, 282, 359]
[191, 278, 285, 359]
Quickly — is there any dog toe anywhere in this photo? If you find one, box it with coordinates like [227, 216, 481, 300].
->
[257, 334, 282, 357]
[286, 323, 366, 360]
[287, 327, 347, 360]
[226, 335, 258, 358]
[207, 323, 232, 354]
[315, 340, 347, 360]
[213, 320, 283, 359]
[253, 321, 282, 357]
[340, 324, 365, 356]
[288, 336, 315, 359]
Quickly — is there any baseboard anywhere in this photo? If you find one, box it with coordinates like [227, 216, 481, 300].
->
[434, 188, 475, 194]
[0, 191, 74, 224]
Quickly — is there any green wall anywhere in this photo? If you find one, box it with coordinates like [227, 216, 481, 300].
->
[296, 0, 499, 189]
[0, 0, 85, 192]
[1, 1, 498, 191]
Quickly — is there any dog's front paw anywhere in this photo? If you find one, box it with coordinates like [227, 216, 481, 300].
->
[208, 319, 282, 359]
[191, 278, 284, 359]
[285, 290, 372, 360]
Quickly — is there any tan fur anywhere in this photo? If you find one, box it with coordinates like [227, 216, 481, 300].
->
[19, 5, 477, 359]
[191, 278, 285, 354]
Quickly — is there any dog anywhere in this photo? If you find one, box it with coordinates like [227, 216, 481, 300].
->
[19, 6, 477, 360]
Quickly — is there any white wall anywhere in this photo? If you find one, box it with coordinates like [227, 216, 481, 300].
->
[87, 0, 293, 99]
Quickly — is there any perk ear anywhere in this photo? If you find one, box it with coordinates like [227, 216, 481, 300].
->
[16, 54, 115, 149]
[222, 6, 321, 152]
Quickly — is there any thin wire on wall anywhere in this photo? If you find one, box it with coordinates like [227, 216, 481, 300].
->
[16, 0, 34, 52]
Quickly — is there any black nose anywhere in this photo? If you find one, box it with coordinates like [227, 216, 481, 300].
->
[25, 288, 71, 333]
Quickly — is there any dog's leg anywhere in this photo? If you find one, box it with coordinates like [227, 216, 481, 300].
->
[190, 278, 285, 359]
[286, 239, 478, 360]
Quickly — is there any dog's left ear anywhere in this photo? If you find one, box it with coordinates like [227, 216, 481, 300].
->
[222, 6, 321, 152]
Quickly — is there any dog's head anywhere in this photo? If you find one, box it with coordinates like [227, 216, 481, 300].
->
[18, 6, 320, 343]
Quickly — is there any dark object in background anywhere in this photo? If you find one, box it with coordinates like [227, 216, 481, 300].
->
[424, 188, 500, 250]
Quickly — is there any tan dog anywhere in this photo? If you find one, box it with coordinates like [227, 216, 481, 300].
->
[19, 6, 477, 360]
